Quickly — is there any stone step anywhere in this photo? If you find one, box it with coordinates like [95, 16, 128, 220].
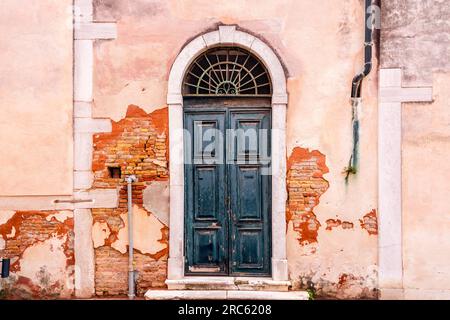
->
[145, 290, 309, 300]
[165, 277, 291, 292]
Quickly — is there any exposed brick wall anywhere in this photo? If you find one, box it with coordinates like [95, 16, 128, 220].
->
[359, 209, 378, 235]
[95, 246, 167, 296]
[0, 211, 74, 298]
[91, 105, 169, 297]
[286, 147, 378, 299]
[0, 211, 74, 264]
[286, 147, 329, 245]
[325, 219, 354, 231]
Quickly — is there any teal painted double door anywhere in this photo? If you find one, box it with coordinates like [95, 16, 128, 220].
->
[184, 98, 271, 276]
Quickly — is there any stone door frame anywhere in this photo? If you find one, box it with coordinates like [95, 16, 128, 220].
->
[166, 26, 289, 284]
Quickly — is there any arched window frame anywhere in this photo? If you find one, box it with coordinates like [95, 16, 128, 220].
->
[183, 47, 272, 97]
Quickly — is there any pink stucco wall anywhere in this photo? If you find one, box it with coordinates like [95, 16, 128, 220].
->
[1, 0, 448, 300]
[92, 0, 379, 298]
[0, 0, 73, 196]
[382, 0, 450, 298]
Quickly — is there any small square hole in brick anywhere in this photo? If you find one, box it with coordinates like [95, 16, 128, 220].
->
[108, 167, 121, 179]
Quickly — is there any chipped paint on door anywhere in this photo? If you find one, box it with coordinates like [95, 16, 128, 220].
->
[184, 98, 271, 276]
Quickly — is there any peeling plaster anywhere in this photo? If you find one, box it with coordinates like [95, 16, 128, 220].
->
[360, 209, 378, 235]
[143, 180, 169, 226]
[45, 210, 73, 223]
[91, 104, 170, 295]
[6, 226, 16, 238]
[286, 147, 330, 245]
[0, 210, 16, 225]
[325, 219, 354, 231]
[17, 235, 73, 298]
[92, 221, 111, 248]
[111, 205, 166, 256]
[0, 210, 74, 284]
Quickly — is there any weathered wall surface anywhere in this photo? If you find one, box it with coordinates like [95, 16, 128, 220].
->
[91, 105, 169, 296]
[382, 0, 450, 297]
[381, 0, 450, 86]
[401, 75, 450, 297]
[92, 0, 378, 298]
[0, 0, 73, 196]
[0, 210, 74, 298]
[0, 0, 447, 300]
[0, 0, 75, 299]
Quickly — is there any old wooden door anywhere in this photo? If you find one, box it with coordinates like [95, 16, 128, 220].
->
[184, 98, 271, 276]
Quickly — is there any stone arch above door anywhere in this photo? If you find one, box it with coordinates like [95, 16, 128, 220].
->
[166, 25, 289, 286]
[167, 26, 287, 105]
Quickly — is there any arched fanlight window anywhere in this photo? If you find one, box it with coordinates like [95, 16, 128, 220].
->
[183, 47, 272, 97]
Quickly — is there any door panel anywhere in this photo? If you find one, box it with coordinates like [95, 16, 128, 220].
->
[237, 166, 261, 220]
[184, 100, 271, 276]
[194, 166, 219, 220]
[228, 110, 271, 275]
[229, 110, 271, 163]
[192, 228, 221, 270]
[184, 111, 227, 275]
[236, 227, 264, 269]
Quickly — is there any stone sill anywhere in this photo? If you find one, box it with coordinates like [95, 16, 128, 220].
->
[145, 290, 308, 300]
[165, 277, 292, 292]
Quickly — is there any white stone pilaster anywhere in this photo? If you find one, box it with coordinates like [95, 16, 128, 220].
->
[74, 208, 95, 297]
[271, 104, 288, 281]
[168, 104, 185, 280]
[378, 68, 433, 299]
[73, 0, 117, 298]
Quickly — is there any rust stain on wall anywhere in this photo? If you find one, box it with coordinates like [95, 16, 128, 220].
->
[286, 147, 330, 245]
[91, 104, 169, 296]
[359, 209, 378, 235]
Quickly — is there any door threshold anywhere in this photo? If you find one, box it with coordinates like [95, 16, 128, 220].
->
[166, 276, 291, 292]
[145, 290, 308, 300]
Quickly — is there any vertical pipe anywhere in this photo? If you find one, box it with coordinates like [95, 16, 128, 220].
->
[126, 175, 137, 299]
[351, 0, 374, 98]
[350, 98, 361, 170]
[346, 0, 374, 180]
[1, 258, 10, 278]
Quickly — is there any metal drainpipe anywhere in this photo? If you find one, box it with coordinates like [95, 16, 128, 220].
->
[126, 175, 137, 299]
[351, 0, 374, 99]
[347, 0, 374, 180]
